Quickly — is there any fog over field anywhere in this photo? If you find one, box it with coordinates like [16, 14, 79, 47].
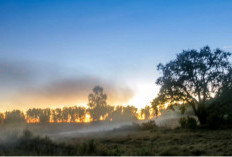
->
[0, 110, 183, 143]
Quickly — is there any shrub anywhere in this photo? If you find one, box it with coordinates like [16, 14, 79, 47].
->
[205, 101, 232, 129]
[179, 116, 197, 129]
[140, 120, 157, 130]
[206, 113, 223, 129]
[206, 113, 232, 129]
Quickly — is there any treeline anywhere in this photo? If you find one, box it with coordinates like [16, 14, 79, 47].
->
[0, 86, 155, 124]
[0, 105, 154, 124]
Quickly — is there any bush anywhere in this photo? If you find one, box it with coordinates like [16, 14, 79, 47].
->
[206, 113, 223, 129]
[140, 120, 157, 130]
[205, 101, 232, 129]
[206, 112, 232, 129]
[179, 116, 197, 129]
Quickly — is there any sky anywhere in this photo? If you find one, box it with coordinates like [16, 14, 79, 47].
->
[0, 0, 232, 112]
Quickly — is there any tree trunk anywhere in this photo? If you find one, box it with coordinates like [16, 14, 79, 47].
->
[197, 112, 207, 125]
[191, 103, 207, 125]
[196, 105, 208, 125]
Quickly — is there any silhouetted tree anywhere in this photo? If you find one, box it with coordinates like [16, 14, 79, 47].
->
[88, 86, 109, 121]
[108, 106, 124, 122]
[123, 105, 138, 121]
[76, 106, 86, 121]
[67, 106, 86, 122]
[141, 105, 151, 120]
[26, 108, 40, 122]
[151, 101, 159, 117]
[62, 107, 69, 122]
[68, 107, 76, 122]
[4, 110, 26, 124]
[0, 113, 4, 125]
[152, 46, 231, 125]
[51, 108, 62, 122]
[39, 108, 51, 123]
[104, 105, 114, 121]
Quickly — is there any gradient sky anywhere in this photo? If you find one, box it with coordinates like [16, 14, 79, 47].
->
[0, 0, 232, 112]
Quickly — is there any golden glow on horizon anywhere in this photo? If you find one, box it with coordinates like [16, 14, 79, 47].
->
[83, 112, 92, 123]
[25, 108, 157, 124]
[27, 118, 40, 123]
[27, 112, 94, 123]
[0, 81, 159, 114]
[128, 83, 158, 109]
[149, 108, 156, 119]
[137, 110, 145, 120]
[100, 113, 109, 121]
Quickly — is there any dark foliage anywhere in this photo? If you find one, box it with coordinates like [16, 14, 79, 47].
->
[179, 116, 197, 129]
[205, 69, 232, 129]
[140, 120, 157, 130]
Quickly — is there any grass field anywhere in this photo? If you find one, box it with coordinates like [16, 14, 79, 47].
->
[63, 127, 232, 156]
[0, 121, 232, 156]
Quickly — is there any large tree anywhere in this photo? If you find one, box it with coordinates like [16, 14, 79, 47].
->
[88, 86, 109, 121]
[152, 46, 231, 124]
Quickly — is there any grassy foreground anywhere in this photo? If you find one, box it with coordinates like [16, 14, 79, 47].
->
[0, 126, 232, 156]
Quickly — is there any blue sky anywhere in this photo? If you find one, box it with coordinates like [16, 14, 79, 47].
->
[0, 0, 232, 111]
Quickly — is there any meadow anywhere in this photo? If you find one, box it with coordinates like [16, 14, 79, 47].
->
[0, 120, 232, 156]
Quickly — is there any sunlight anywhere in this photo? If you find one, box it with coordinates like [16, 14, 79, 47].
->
[149, 108, 156, 119]
[137, 110, 145, 120]
[75, 118, 81, 123]
[27, 118, 40, 123]
[83, 112, 93, 123]
[164, 103, 169, 109]
[128, 83, 159, 109]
